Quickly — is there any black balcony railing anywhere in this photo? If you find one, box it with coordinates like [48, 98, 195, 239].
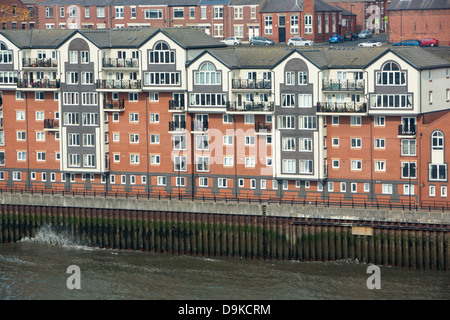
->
[169, 100, 185, 111]
[102, 58, 139, 68]
[22, 58, 58, 68]
[169, 121, 186, 132]
[17, 79, 60, 89]
[316, 102, 367, 113]
[255, 122, 272, 133]
[104, 99, 125, 111]
[232, 79, 272, 90]
[226, 101, 275, 112]
[44, 119, 59, 130]
[192, 121, 209, 132]
[398, 124, 416, 136]
[322, 79, 365, 91]
[96, 79, 141, 90]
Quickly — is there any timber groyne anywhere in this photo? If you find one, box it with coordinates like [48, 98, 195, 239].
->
[0, 194, 448, 270]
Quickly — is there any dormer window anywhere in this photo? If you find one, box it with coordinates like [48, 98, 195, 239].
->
[0, 42, 12, 64]
[194, 62, 221, 85]
[376, 62, 406, 85]
[149, 41, 174, 64]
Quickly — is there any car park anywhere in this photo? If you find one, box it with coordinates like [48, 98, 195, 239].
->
[329, 34, 344, 43]
[287, 37, 314, 46]
[392, 39, 422, 47]
[221, 37, 242, 45]
[344, 32, 358, 41]
[249, 36, 275, 45]
[358, 40, 382, 47]
[421, 38, 439, 47]
[358, 30, 373, 39]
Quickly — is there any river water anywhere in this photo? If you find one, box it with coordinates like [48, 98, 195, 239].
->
[0, 226, 448, 300]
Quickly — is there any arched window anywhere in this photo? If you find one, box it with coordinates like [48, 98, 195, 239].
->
[377, 61, 406, 85]
[432, 131, 444, 150]
[149, 41, 174, 64]
[0, 42, 12, 64]
[195, 62, 221, 85]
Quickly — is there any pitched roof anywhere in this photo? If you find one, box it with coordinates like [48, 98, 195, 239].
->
[313, 0, 342, 12]
[0, 28, 226, 50]
[387, 0, 450, 11]
[259, 0, 302, 13]
[228, 0, 261, 5]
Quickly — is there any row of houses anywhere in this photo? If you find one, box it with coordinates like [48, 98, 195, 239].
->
[2, 1, 450, 45]
[0, 28, 449, 206]
[2, 0, 391, 43]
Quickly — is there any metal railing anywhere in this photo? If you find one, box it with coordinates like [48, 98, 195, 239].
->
[44, 119, 59, 129]
[322, 79, 365, 91]
[17, 79, 60, 89]
[169, 100, 185, 111]
[96, 79, 141, 90]
[103, 99, 125, 111]
[226, 101, 275, 112]
[192, 120, 209, 132]
[316, 102, 367, 113]
[102, 58, 139, 68]
[22, 58, 58, 68]
[398, 124, 416, 136]
[169, 121, 186, 132]
[0, 185, 448, 213]
[232, 79, 272, 90]
[255, 122, 272, 133]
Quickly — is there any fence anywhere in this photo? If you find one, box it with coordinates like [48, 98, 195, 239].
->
[0, 185, 448, 213]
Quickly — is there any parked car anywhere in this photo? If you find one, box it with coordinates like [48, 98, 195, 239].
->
[249, 36, 275, 45]
[392, 39, 422, 47]
[287, 37, 314, 46]
[344, 32, 358, 41]
[358, 40, 382, 47]
[421, 38, 439, 47]
[221, 37, 242, 45]
[358, 30, 373, 39]
[329, 34, 344, 43]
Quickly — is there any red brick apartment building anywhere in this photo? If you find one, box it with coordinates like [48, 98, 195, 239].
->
[322, 0, 388, 34]
[387, 0, 450, 45]
[31, 0, 357, 43]
[0, 28, 448, 206]
[0, 0, 44, 30]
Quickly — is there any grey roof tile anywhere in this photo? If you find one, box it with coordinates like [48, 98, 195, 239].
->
[387, 0, 450, 11]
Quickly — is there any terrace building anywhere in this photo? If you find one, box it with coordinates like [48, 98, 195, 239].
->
[0, 28, 448, 206]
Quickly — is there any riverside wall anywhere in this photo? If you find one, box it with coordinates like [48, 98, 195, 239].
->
[0, 193, 448, 270]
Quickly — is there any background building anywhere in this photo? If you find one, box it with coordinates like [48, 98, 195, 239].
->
[386, 0, 450, 45]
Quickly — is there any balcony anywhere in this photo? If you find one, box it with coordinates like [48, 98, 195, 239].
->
[226, 101, 274, 113]
[232, 79, 272, 90]
[103, 99, 125, 112]
[102, 58, 139, 69]
[22, 58, 58, 68]
[255, 122, 272, 134]
[316, 102, 367, 114]
[169, 100, 186, 112]
[44, 119, 59, 131]
[192, 120, 208, 132]
[17, 79, 60, 90]
[96, 79, 141, 90]
[169, 121, 186, 132]
[322, 79, 365, 92]
[398, 124, 416, 136]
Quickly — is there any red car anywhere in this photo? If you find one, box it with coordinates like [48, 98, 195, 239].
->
[421, 38, 439, 47]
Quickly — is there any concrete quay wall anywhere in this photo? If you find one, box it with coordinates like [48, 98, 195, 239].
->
[0, 193, 448, 225]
